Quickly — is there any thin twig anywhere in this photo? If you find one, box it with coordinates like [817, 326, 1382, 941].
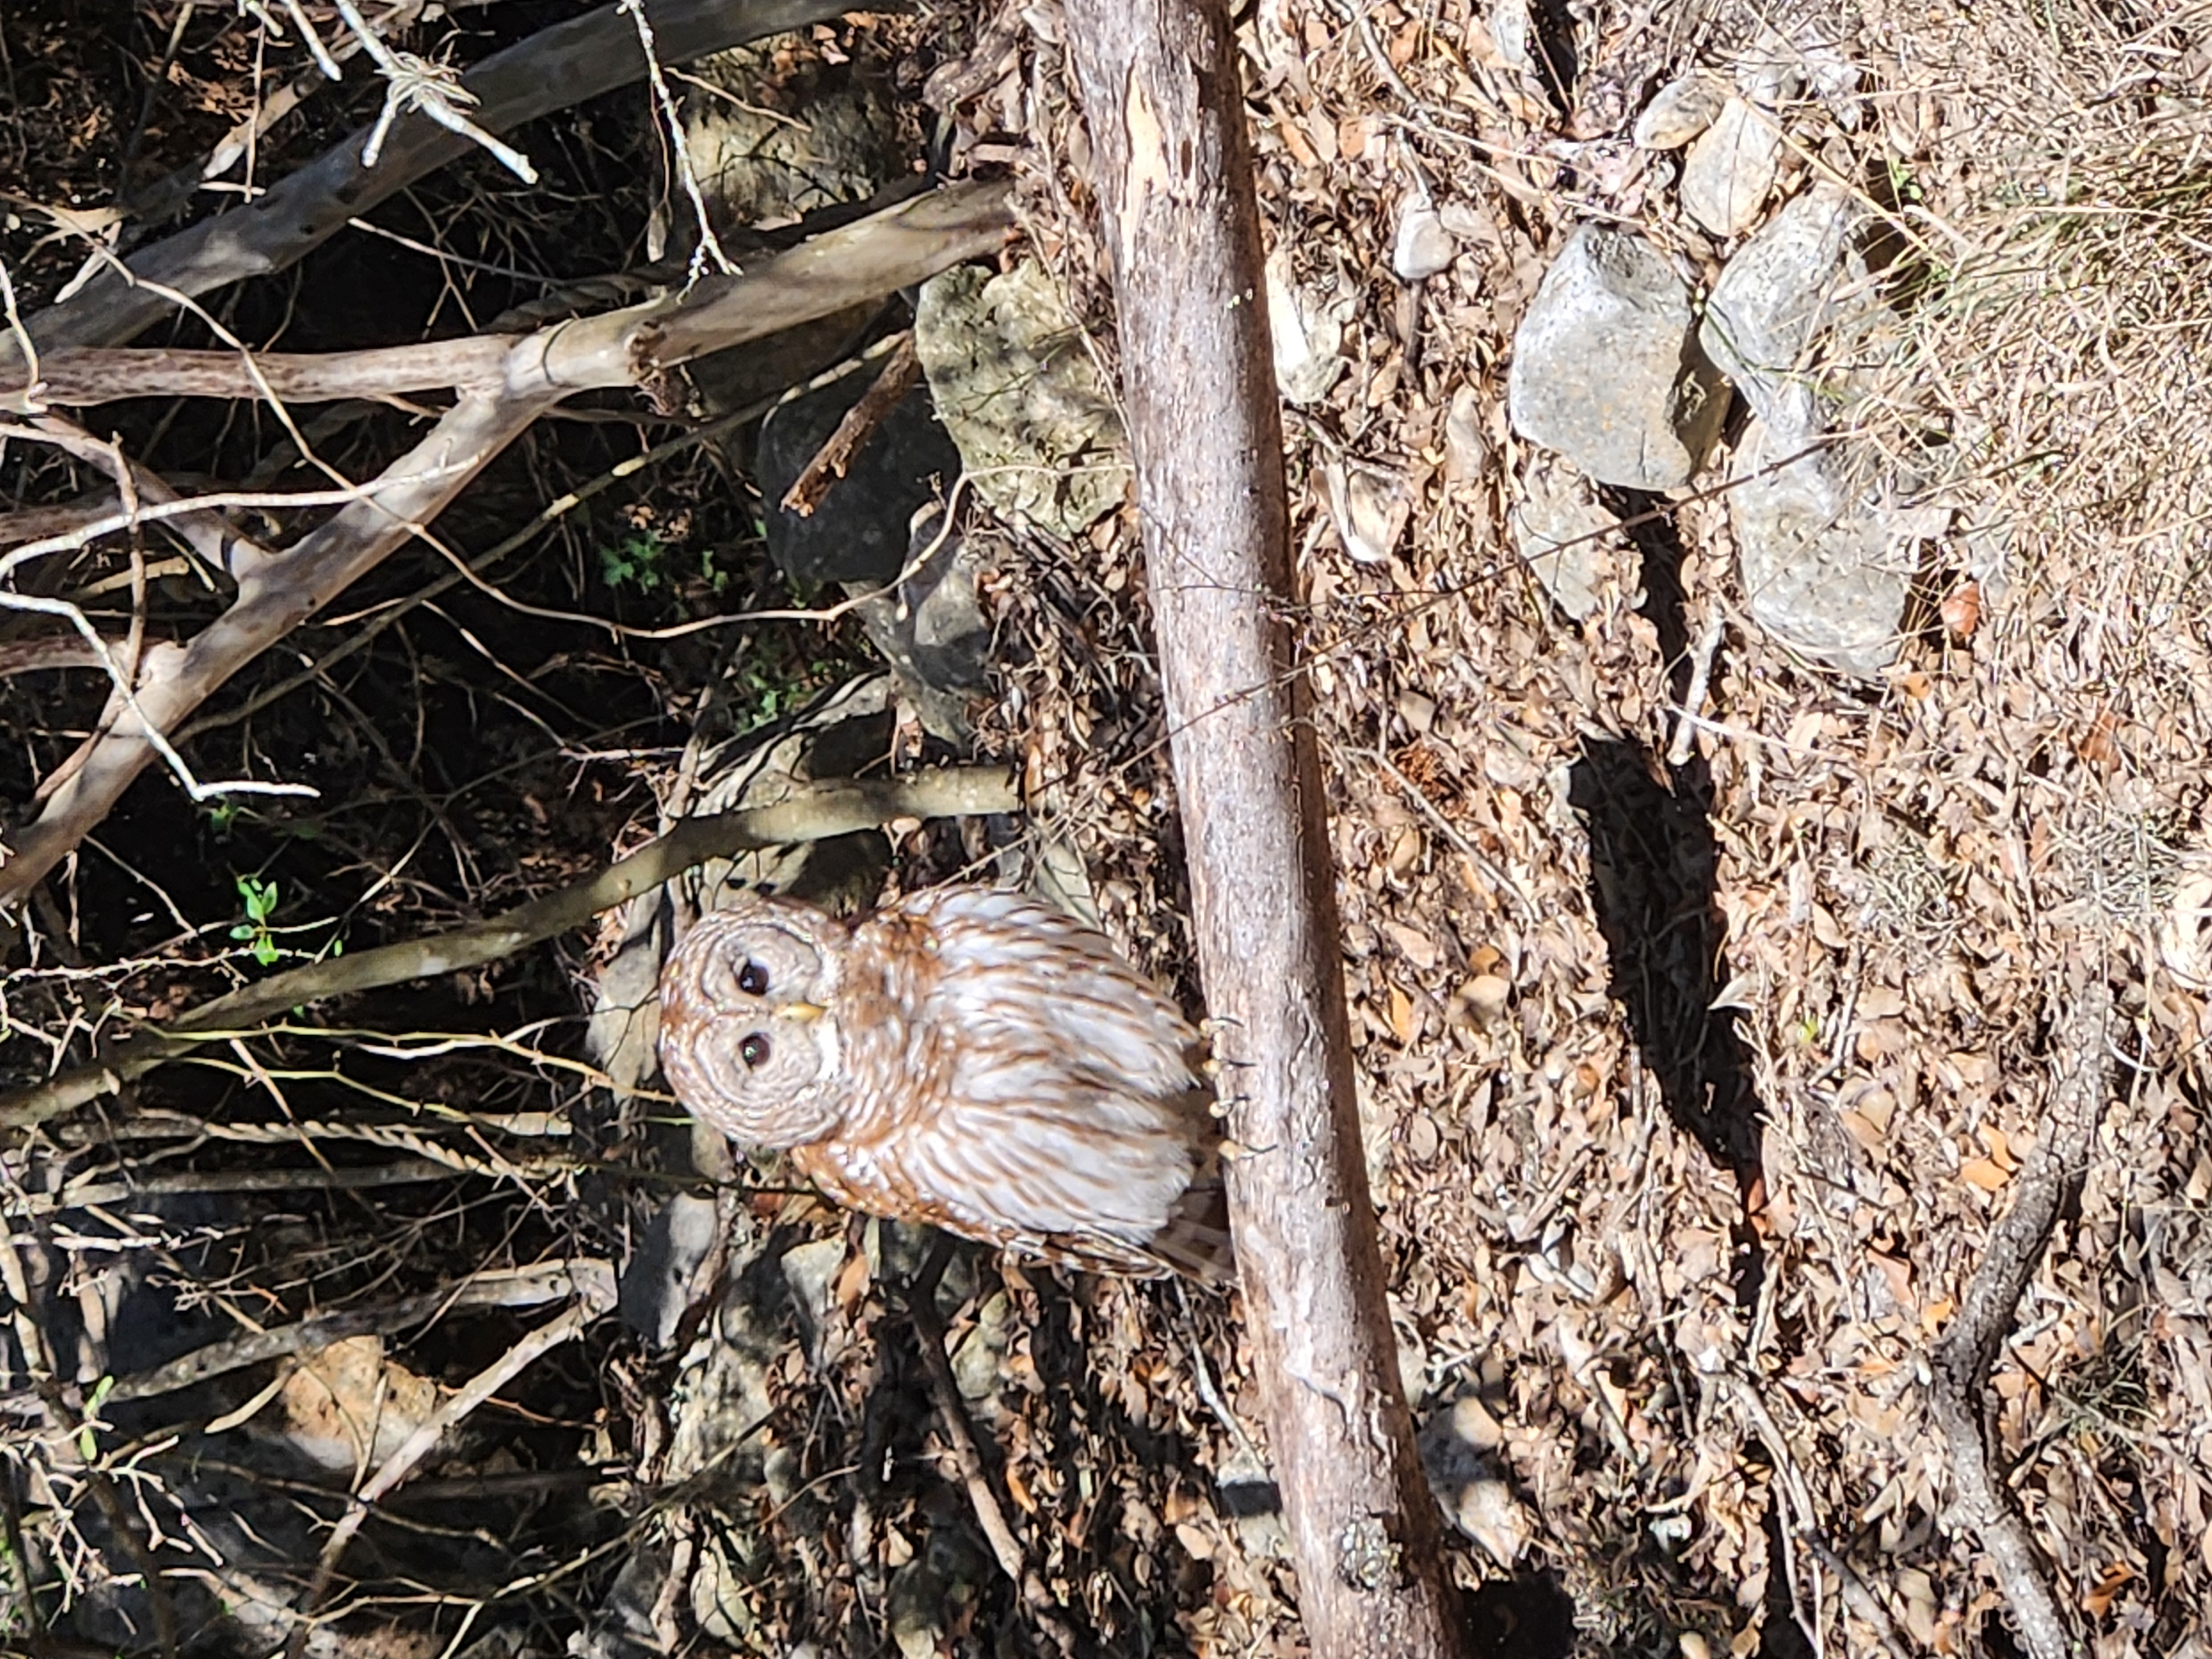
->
[0, 768, 1019, 1130]
[780, 333, 922, 517]
[289, 1274, 615, 1641]
[18, 1261, 614, 1410]
[1928, 969, 2111, 1659]
[904, 1237, 1077, 1654]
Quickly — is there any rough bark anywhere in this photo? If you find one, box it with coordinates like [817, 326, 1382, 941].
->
[1058, 3, 1468, 1652]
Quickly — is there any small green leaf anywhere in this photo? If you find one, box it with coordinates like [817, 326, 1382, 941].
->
[78, 1375, 114, 1459]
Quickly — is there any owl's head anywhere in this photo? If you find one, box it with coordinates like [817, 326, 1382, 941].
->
[656, 894, 849, 1147]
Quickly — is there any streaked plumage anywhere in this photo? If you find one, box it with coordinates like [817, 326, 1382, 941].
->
[656, 885, 1224, 1278]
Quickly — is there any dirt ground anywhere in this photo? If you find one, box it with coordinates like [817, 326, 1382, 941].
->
[4, 0, 2212, 1655]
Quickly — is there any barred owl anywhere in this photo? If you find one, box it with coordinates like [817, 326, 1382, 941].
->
[656, 885, 1225, 1279]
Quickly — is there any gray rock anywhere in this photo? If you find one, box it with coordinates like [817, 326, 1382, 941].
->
[1728, 416, 1941, 680]
[1701, 183, 1947, 679]
[617, 1192, 721, 1349]
[680, 40, 903, 232]
[1510, 455, 1627, 619]
[1392, 194, 1455, 281]
[1506, 225, 1729, 488]
[757, 371, 964, 586]
[915, 259, 1130, 538]
[779, 1236, 849, 1365]
[1632, 74, 1726, 149]
[1701, 182, 1863, 430]
[1679, 96, 1781, 238]
[1266, 247, 1349, 405]
[841, 509, 992, 743]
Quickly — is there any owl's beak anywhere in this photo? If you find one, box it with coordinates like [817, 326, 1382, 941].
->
[774, 1001, 827, 1025]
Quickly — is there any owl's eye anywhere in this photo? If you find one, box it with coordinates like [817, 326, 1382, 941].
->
[739, 1033, 771, 1070]
[737, 959, 770, 997]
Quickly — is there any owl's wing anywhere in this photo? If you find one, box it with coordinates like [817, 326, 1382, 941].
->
[792, 1083, 1229, 1282]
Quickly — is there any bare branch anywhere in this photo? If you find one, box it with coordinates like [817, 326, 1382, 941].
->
[1059, 2, 1469, 1651]
[294, 1268, 617, 1618]
[12, 337, 517, 413]
[0, 386, 558, 905]
[0, 181, 1009, 904]
[4, 0, 860, 369]
[1928, 969, 2111, 1659]
[536, 180, 1011, 390]
[12, 182, 1010, 411]
[74, 1261, 612, 1407]
[781, 332, 922, 517]
[0, 766, 1019, 1130]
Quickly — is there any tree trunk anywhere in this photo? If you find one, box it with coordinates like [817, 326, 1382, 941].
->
[1058, 3, 1470, 1652]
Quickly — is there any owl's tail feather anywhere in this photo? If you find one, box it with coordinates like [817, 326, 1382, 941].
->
[1150, 1177, 1235, 1288]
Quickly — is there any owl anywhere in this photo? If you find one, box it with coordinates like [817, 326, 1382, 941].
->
[656, 885, 1226, 1279]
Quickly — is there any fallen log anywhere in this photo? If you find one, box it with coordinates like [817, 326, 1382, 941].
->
[1059, 2, 1470, 1651]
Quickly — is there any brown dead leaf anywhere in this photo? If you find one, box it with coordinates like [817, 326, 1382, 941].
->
[1981, 1123, 2018, 1171]
[1870, 1250, 1917, 1314]
[1940, 580, 1982, 638]
[834, 1242, 873, 1313]
[1174, 1520, 1215, 1560]
[2078, 703, 2121, 768]
[2081, 1562, 2132, 1617]
[1388, 984, 1417, 1043]
[1959, 1157, 2011, 1193]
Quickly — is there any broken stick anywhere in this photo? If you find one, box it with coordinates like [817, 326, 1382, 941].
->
[1058, 1, 1469, 1652]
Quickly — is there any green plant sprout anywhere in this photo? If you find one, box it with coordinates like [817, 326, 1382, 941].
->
[597, 529, 669, 593]
[231, 875, 283, 967]
[77, 1374, 114, 1460]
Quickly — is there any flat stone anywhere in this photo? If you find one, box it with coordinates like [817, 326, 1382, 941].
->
[1633, 74, 1727, 149]
[1506, 224, 1728, 488]
[1392, 194, 1456, 280]
[1266, 247, 1349, 405]
[1702, 182, 1863, 430]
[1729, 415, 1938, 680]
[1680, 96, 1781, 238]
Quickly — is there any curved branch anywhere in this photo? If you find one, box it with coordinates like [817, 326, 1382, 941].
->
[0, 766, 1018, 1134]
[0, 182, 1009, 911]
[1928, 971, 2109, 1659]
[11, 181, 1012, 409]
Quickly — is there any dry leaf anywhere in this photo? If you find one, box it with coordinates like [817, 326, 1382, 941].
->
[1388, 984, 1417, 1043]
[2077, 703, 2120, 767]
[1959, 1157, 2011, 1193]
[2082, 1563, 2133, 1618]
[1870, 1250, 1916, 1314]
[1940, 580, 1981, 638]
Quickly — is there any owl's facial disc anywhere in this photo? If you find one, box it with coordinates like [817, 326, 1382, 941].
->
[658, 904, 846, 1148]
